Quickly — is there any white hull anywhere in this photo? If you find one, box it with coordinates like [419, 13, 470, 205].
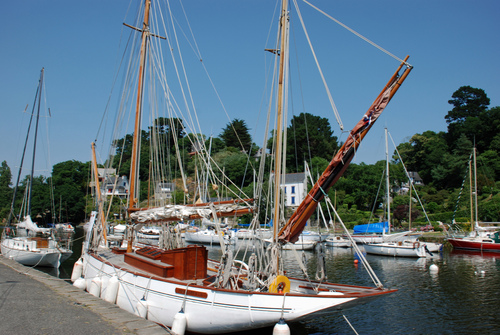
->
[235, 229, 273, 240]
[262, 238, 317, 250]
[1, 237, 72, 268]
[421, 242, 442, 253]
[80, 250, 393, 333]
[325, 236, 352, 248]
[184, 230, 238, 245]
[364, 241, 429, 258]
[351, 235, 384, 244]
[298, 230, 325, 242]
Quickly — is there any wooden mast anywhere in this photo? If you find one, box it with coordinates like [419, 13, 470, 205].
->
[128, 0, 152, 211]
[273, 0, 288, 244]
[126, 0, 152, 253]
[385, 127, 390, 234]
[91, 142, 107, 244]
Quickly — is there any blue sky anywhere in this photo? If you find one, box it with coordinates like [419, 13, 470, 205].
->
[1, 0, 499, 180]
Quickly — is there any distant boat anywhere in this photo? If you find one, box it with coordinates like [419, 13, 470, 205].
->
[363, 129, 440, 257]
[184, 228, 238, 245]
[1, 68, 72, 268]
[325, 235, 352, 248]
[448, 148, 500, 252]
[351, 222, 388, 244]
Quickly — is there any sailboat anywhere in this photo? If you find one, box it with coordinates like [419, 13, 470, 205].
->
[1, 68, 73, 268]
[363, 129, 432, 257]
[75, 1, 411, 333]
[448, 148, 500, 252]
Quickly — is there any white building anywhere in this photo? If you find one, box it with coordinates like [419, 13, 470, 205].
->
[281, 172, 307, 208]
[94, 168, 129, 198]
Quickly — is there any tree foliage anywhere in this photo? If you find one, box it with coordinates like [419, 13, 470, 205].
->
[286, 113, 338, 172]
[2, 85, 500, 224]
[219, 119, 253, 153]
[0, 161, 12, 219]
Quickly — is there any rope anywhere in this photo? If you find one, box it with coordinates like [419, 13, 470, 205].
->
[343, 313, 360, 335]
[389, 131, 434, 225]
[302, 0, 410, 66]
[325, 196, 384, 288]
[292, 0, 344, 131]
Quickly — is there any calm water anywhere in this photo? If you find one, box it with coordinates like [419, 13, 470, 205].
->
[51, 228, 500, 334]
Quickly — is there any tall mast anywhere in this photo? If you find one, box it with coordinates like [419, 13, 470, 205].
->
[385, 128, 390, 234]
[27, 68, 44, 216]
[128, 0, 152, 211]
[92, 142, 107, 244]
[473, 147, 478, 229]
[273, 0, 289, 243]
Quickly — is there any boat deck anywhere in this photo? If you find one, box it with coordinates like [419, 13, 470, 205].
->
[95, 245, 214, 286]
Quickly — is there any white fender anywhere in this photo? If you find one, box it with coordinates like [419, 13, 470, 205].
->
[103, 275, 119, 304]
[273, 318, 291, 335]
[136, 298, 149, 318]
[171, 309, 187, 335]
[71, 258, 83, 282]
[89, 277, 102, 297]
[73, 277, 86, 290]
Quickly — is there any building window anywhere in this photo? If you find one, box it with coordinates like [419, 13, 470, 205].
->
[291, 186, 295, 194]
[284, 187, 287, 194]
[291, 196, 295, 205]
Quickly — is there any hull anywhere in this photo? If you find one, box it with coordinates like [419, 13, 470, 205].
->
[80, 249, 395, 333]
[184, 230, 238, 245]
[325, 236, 352, 248]
[235, 229, 272, 239]
[421, 242, 442, 253]
[262, 238, 317, 250]
[448, 238, 500, 252]
[1, 237, 72, 268]
[351, 235, 384, 244]
[299, 231, 325, 242]
[364, 242, 428, 258]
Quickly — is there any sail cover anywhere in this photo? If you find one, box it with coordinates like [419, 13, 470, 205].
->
[353, 222, 389, 234]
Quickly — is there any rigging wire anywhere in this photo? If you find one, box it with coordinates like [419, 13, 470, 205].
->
[292, 0, 344, 131]
[302, 0, 411, 66]
[389, 131, 433, 225]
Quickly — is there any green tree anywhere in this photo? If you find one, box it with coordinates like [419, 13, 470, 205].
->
[286, 113, 338, 172]
[0, 161, 12, 219]
[219, 119, 253, 153]
[51, 160, 90, 223]
[397, 130, 448, 185]
[445, 86, 490, 152]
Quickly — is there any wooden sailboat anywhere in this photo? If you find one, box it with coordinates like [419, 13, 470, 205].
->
[448, 148, 500, 252]
[1, 68, 73, 268]
[76, 1, 411, 333]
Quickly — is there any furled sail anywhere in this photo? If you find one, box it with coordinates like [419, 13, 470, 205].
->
[130, 199, 254, 223]
[279, 57, 412, 243]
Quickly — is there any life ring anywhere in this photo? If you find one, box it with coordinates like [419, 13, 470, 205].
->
[220, 231, 224, 236]
[413, 242, 420, 249]
[269, 275, 290, 294]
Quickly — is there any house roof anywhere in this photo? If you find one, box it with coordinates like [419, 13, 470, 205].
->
[284, 173, 306, 184]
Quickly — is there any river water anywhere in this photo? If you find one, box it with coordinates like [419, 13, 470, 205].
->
[51, 227, 500, 334]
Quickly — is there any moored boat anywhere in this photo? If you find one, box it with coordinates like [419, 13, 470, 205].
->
[75, 0, 412, 332]
[1, 68, 72, 268]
